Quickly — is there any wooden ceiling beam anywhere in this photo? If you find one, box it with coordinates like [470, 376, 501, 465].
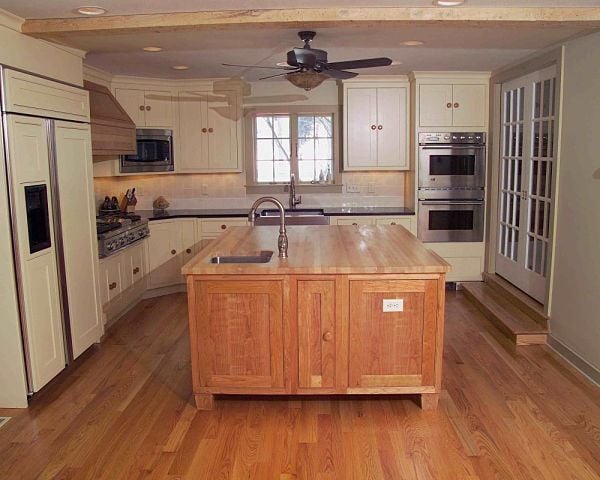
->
[21, 7, 600, 39]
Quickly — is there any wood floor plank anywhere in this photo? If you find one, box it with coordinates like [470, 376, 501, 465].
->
[0, 291, 598, 479]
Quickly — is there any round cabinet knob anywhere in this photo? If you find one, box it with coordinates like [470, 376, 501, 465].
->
[322, 331, 333, 342]
[146, 105, 152, 111]
[133, 267, 140, 275]
[454, 102, 459, 108]
[186, 248, 192, 254]
[171, 249, 177, 255]
[220, 224, 227, 230]
[202, 127, 207, 133]
[208, 127, 214, 133]
[377, 125, 383, 130]
[352, 222, 358, 226]
[370, 124, 376, 130]
[109, 282, 117, 290]
[446, 102, 452, 109]
[390, 222, 397, 225]
[139, 105, 145, 111]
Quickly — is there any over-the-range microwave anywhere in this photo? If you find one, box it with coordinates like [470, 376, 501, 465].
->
[120, 128, 174, 173]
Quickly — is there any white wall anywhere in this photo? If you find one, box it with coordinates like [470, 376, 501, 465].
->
[0, 12, 84, 86]
[550, 31, 600, 372]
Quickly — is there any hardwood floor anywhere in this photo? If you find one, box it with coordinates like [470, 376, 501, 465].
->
[1, 291, 599, 479]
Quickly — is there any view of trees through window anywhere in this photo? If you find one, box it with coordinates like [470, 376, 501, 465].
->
[254, 113, 333, 183]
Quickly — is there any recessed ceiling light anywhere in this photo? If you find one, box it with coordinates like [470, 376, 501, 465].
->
[402, 40, 425, 46]
[172, 65, 190, 70]
[143, 46, 162, 52]
[434, 0, 465, 5]
[75, 6, 107, 16]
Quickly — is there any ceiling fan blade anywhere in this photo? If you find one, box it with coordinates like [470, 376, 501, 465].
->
[222, 63, 294, 70]
[323, 69, 358, 80]
[326, 57, 392, 70]
[259, 70, 300, 80]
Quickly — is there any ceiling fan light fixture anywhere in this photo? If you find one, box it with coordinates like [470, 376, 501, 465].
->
[434, 0, 465, 5]
[172, 65, 190, 70]
[285, 71, 328, 91]
[402, 40, 424, 46]
[143, 46, 162, 52]
[75, 6, 107, 15]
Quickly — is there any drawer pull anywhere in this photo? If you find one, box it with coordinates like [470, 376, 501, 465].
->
[146, 105, 152, 111]
[370, 124, 376, 130]
[352, 222, 358, 226]
[220, 224, 227, 230]
[390, 222, 397, 225]
[377, 125, 383, 130]
[186, 248, 192, 254]
[322, 331, 333, 342]
[446, 102, 452, 109]
[454, 102, 459, 108]
[133, 267, 140, 275]
[208, 127, 214, 133]
[109, 282, 117, 291]
[202, 127, 207, 133]
[139, 105, 145, 111]
[171, 249, 177, 255]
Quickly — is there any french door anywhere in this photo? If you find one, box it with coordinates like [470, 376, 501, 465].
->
[495, 66, 557, 304]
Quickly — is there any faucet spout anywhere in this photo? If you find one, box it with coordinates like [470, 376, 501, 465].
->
[248, 197, 288, 258]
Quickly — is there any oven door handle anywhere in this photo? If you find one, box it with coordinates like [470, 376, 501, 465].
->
[420, 145, 486, 150]
[420, 200, 484, 205]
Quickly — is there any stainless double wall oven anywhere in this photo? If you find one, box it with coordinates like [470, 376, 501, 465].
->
[418, 132, 486, 243]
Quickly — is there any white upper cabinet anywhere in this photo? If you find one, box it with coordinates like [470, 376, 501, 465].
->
[416, 74, 489, 129]
[177, 90, 241, 173]
[343, 78, 409, 171]
[115, 88, 173, 128]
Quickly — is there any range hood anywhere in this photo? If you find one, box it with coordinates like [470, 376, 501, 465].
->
[84, 80, 136, 156]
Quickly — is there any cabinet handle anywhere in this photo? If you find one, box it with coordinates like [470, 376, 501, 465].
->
[377, 125, 383, 130]
[390, 222, 397, 225]
[109, 282, 117, 290]
[370, 124, 376, 130]
[454, 102, 459, 108]
[352, 222, 358, 226]
[139, 105, 145, 111]
[446, 102, 452, 109]
[208, 127, 214, 133]
[220, 224, 227, 230]
[186, 248, 192, 254]
[146, 105, 152, 111]
[202, 128, 207, 133]
[171, 249, 177, 255]
[133, 267, 140, 275]
[322, 331, 333, 342]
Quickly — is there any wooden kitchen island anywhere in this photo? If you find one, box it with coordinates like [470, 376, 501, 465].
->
[182, 225, 450, 410]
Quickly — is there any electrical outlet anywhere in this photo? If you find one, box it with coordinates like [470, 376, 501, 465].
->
[382, 299, 404, 312]
[346, 184, 360, 193]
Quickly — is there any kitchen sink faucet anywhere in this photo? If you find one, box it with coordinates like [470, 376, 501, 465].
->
[248, 197, 288, 258]
[289, 173, 302, 210]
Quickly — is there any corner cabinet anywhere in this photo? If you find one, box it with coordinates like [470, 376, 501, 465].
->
[342, 77, 410, 171]
[177, 90, 242, 173]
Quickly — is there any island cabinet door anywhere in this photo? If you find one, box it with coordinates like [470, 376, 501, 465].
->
[193, 279, 285, 390]
[296, 279, 345, 391]
[348, 279, 439, 389]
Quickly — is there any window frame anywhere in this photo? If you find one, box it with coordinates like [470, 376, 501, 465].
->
[245, 105, 342, 194]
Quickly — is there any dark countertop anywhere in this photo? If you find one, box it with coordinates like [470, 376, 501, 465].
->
[137, 206, 414, 221]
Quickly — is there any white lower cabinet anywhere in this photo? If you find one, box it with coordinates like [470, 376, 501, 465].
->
[426, 242, 485, 282]
[332, 215, 416, 235]
[98, 240, 147, 324]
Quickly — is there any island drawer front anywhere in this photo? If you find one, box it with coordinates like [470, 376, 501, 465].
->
[348, 279, 438, 389]
[200, 219, 248, 235]
[192, 279, 285, 389]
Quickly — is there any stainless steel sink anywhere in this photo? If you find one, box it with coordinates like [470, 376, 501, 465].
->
[255, 208, 330, 226]
[210, 251, 273, 264]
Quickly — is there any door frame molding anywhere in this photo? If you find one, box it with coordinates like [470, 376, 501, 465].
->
[485, 47, 564, 315]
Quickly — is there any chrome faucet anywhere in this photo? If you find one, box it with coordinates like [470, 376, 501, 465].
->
[248, 197, 288, 258]
[289, 173, 302, 210]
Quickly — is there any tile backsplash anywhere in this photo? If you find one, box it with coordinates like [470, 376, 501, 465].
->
[94, 171, 407, 211]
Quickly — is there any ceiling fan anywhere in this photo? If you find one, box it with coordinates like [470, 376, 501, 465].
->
[222, 31, 393, 90]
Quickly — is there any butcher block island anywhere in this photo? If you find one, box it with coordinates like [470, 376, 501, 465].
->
[182, 225, 450, 410]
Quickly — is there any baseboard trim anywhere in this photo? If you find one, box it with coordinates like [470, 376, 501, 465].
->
[547, 336, 600, 388]
[143, 284, 186, 299]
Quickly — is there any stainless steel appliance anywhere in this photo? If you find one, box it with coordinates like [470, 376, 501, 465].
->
[96, 213, 150, 258]
[120, 128, 174, 173]
[418, 132, 486, 243]
[418, 132, 486, 189]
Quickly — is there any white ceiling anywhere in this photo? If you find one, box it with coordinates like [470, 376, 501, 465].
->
[0, 1, 597, 80]
[2, 1, 600, 19]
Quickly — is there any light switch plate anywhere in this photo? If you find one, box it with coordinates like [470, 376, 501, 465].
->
[383, 299, 404, 312]
[346, 184, 360, 193]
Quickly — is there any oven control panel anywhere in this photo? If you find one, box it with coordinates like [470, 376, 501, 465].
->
[419, 132, 486, 145]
